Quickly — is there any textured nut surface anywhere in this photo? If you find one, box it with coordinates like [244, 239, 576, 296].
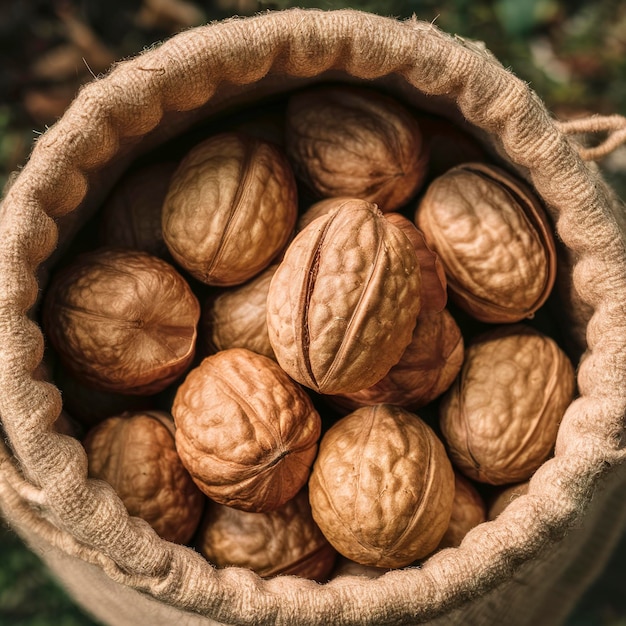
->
[384, 212, 447, 313]
[286, 85, 428, 211]
[309, 404, 455, 567]
[172, 348, 321, 512]
[162, 132, 297, 286]
[415, 163, 557, 323]
[437, 472, 486, 549]
[440, 325, 576, 485]
[267, 199, 421, 394]
[99, 161, 176, 258]
[299, 204, 446, 314]
[43, 248, 200, 395]
[196, 488, 336, 580]
[330, 308, 463, 412]
[201, 264, 277, 360]
[83, 411, 205, 544]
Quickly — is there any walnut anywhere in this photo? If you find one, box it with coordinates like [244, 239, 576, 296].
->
[83, 410, 205, 544]
[437, 472, 486, 549]
[162, 132, 297, 286]
[415, 163, 557, 323]
[196, 488, 336, 581]
[309, 404, 455, 568]
[439, 325, 576, 485]
[172, 348, 321, 512]
[329, 307, 463, 412]
[201, 264, 277, 360]
[267, 199, 422, 394]
[298, 202, 446, 313]
[487, 481, 530, 520]
[383, 212, 447, 313]
[286, 85, 428, 211]
[99, 161, 176, 258]
[43, 248, 200, 395]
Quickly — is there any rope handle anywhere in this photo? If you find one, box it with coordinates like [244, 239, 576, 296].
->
[556, 114, 626, 161]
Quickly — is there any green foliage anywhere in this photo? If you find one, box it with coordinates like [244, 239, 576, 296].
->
[0, 525, 99, 626]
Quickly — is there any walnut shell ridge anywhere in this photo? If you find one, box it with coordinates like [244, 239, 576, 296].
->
[83, 410, 205, 544]
[196, 488, 336, 581]
[415, 163, 557, 323]
[309, 404, 455, 568]
[286, 85, 428, 211]
[266, 199, 422, 395]
[440, 325, 576, 485]
[43, 248, 200, 395]
[162, 132, 297, 286]
[172, 348, 321, 512]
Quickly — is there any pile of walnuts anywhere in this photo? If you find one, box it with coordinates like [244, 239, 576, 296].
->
[42, 83, 576, 580]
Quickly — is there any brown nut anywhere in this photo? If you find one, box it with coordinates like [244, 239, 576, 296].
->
[201, 264, 277, 360]
[43, 248, 200, 395]
[415, 163, 557, 323]
[83, 411, 205, 544]
[172, 348, 321, 512]
[99, 161, 176, 258]
[286, 85, 428, 211]
[309, 404, 455, 568]
[267, 198, 422, 395]
[437, 472, 486, 550]
[329, 307, 463, 412]
[196, 488, 336, 581]
[440, 325, 576, 485]
[162, 132, 297, 286]
[383, 212, 447, 313]
[298, 202, 446, 314]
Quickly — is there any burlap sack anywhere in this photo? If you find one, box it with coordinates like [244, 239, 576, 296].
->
[1, 8, 626, 625]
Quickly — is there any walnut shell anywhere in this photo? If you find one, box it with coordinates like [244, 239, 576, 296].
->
[440, 325, 576, 485]
[201, 264, 277, 360]
[286, 85, 428, 211]
[99, 161, 176, 258]
[267, 199, 422, 395]
[415, 163, 557, 323]
[83, 411, 205, 544]
[162, 132, 297, 286]
[196, 488, 336, 581]
[43, 248, 200, 395]
[383, 212, 447, 313]
[172, 348, 321, 512]
[437, 472, 486, 549]
[298, 202, 446, 314]
[329, 308, 463, 412]
[309, 404, 455, 568]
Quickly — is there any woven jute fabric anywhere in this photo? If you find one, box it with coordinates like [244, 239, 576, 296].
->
[1, 8, 626, 625]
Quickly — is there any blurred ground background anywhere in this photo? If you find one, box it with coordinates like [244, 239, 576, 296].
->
[0, 0, 625, 624]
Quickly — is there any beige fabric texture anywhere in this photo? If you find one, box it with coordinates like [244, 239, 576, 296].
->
[1, 8, 626, 625]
